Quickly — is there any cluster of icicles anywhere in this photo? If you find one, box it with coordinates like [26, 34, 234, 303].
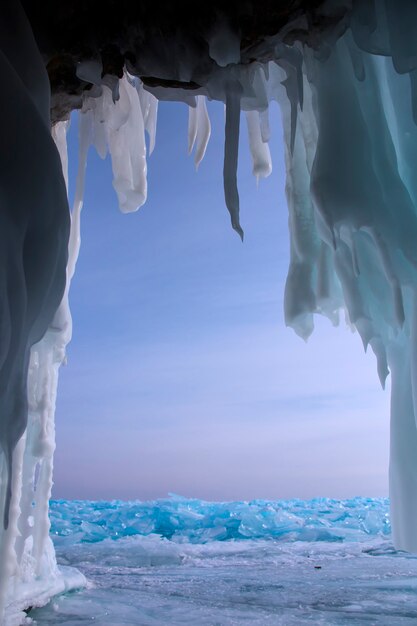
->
[5, 1, 417, 623]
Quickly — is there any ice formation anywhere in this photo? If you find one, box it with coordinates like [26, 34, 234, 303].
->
[3, 0, 417, 621]
[32, 499, 417, 625]
[49, 496, 391, 544]
[0, 3, 86, 625]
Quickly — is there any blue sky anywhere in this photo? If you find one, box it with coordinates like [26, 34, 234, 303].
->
[52, 99, 390, 501]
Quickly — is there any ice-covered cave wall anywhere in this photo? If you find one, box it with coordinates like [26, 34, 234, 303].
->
[3, 0, 417, 621]
[0, 2, 87, 624]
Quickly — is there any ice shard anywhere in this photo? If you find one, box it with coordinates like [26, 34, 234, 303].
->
[4, 0, 417, 620]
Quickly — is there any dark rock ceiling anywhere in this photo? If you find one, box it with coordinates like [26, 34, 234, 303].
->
[21, 1, 351, 122]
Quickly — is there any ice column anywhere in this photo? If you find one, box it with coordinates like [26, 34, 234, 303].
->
[276, 27, 417, 550]
[0, 1, 85, 623]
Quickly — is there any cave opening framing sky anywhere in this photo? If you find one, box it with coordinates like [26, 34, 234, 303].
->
[52, 99, 390, 501]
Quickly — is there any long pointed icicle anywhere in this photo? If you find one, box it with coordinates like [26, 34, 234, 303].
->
[188, 101, 198, 154]
[194, 96, 211, 168]
[224, 89, 243, 240]
[67, 109, 91, 281]
[188, 96, 211, 168]
[281, 72, 298, 155]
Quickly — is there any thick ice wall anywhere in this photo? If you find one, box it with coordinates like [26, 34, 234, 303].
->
[0, 1, 75, 622]
[282, 28, 417, 550]
[0, 2, 69, 516]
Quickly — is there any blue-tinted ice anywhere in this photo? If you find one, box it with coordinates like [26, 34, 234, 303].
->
[29, 497, 417, 625]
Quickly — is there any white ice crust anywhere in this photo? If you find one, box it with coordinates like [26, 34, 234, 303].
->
[3, 0, 417, 622]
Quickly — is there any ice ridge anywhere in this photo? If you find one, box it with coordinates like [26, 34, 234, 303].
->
[50, 497, 391, 546]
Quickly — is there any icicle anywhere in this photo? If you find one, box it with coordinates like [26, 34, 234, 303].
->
[67, 110, 92, 281]
[316, 243, 340, 326]
[282, 66, 322, 340]
[107, 76, 147, 213]
[259, 108, 271, 143]
[277, 44, 304, 110]
[245, 110, 272, 180]
[370, 335, 389, 389]
[146, 96, 158, 155]
[88, 91, 108, 160]
[51, 120, 70, 189]
[188, 103, 198, 154]
[223, 89, 243, 240]
[80, 74, 149, 215]
[281, 73, 298, 154]
[137, 81, 158, 155]
[275, 48, 303, 155]
[194, 96, 211, 169]
[188, 96, 211, 168]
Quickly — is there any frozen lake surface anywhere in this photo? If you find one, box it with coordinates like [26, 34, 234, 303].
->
[29, 497, 417, 625]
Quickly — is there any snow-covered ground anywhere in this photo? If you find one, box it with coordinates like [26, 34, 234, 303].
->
[28, 497, 417, 625]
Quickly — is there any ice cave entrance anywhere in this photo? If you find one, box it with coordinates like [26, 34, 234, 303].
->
[4, 1, 417, 622]
[56, 101, 390, 504]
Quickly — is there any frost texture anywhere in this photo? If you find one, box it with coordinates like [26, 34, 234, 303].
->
[4, 0, 417, 621]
